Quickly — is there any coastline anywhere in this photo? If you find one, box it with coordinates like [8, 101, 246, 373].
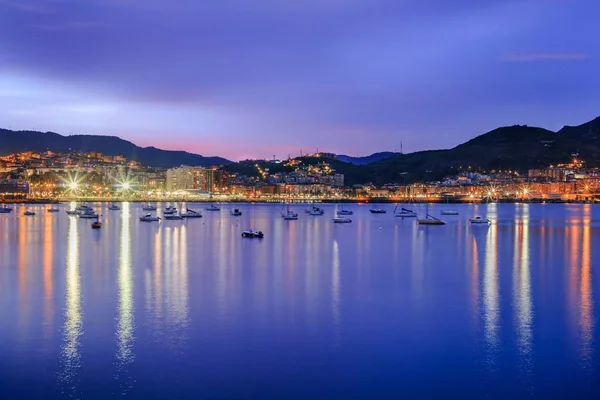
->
[2, 198, 596, 205]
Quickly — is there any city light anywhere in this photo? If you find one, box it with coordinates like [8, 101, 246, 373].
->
[69, 181, 78, 190]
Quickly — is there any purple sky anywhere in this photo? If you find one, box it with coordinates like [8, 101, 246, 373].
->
[1, 0, 599, 160]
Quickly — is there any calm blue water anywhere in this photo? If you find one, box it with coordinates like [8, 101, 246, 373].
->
[0, 202, 599, 399]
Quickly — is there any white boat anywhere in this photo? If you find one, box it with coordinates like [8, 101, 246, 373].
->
[66, 210, 80, 216]
[0, 205, 13, 213]
[333, 216, 352, 223]
[108, 203, 120, 211]
[369, 206, 387, 214]
[24, 210, 35, 216]
[139, 213, 160, 222]
[469, 216, 490, 224]
[164, 213, 184, 220]
[79, 210, 99, 219]
[142, 203, 157, 211]
[180, 208, 202, 218]
[394, 205, 417, 218]
[47, 207, 60, 213]
[230, 208, 242, 216]
[441, 209, 459, 216]
[281, 204, 298, 220]
[307, 206, 324, 216]
[164, 205, 178, 215]
[205, 204, 221, 211]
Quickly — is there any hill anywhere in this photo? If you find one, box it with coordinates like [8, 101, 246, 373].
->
[0, 129, 230, 167]
[336, 152, 399, 165]
[369, 118, 600, 184]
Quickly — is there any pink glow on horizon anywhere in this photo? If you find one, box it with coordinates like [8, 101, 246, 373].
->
[134, 137, 305, 161]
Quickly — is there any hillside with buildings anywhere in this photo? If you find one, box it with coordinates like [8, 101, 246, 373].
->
[0, 129, 230, 167]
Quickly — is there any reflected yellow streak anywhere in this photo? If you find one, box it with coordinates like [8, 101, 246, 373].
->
[60, 215, 82, 392]
[116, 202, 134, 388]
[153, 224, 163, 320]
[514, 205, 532, 364]
[471, 231, 480, 325]
[18, 209, 27, 318]
[484, 222, 499, 356]
[43, 211, 54, 334]
[580, 212, 593, 363]
[332, 240, 340, 336]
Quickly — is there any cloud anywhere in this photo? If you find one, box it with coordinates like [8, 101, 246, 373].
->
[502, 52, 590, 62]
[1, 0, 600, 158]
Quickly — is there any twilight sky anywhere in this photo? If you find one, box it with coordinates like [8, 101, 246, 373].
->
[1, 0, 599, 160]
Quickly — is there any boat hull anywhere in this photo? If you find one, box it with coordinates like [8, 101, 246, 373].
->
[417, 219, 446, 225]
[333, 218, 352, 223]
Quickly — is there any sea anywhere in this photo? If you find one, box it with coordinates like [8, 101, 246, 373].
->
[0, 202, 599, 399]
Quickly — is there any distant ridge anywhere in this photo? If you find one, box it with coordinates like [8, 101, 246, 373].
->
[336, 151, 400, 165]
[0, 129, 231, 167]
[369, 116, 600, 184]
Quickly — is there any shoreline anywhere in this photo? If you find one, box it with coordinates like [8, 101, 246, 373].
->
[2, 198, 596, 205]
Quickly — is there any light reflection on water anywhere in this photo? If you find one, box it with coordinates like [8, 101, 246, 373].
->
[0, 203, 599, 399]
[59, 214, 82, 399]
[514, 204, 533, 387]
[483, 218, 500, 370]
[115, 202, 134, 395]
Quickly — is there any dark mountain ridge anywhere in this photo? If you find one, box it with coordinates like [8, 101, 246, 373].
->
[369, 116, 600, 184]
[0, 129, 231, 167]
[336, 151, 399, 165]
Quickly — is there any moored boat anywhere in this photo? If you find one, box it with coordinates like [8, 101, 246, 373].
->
[441, 209, 459, 216]
[337, 203, 353, 215]
[281, 204, 298, 220]
[108, 203, 120, 211]
[469, 216, 490, 224]
[164, 205, 178, 215]
[180, 208, 202, 218]
[79, 210, 99, 219]
[91, 217, 102, 229]
[205, 204, 220, 211]
[394, 205, 417, 218]
[139, 213, 160, 222]
[142, 203, 157, 211]
[241, 229, 264, 238]
[307, 206, 324, 216]
[333, 216, 352, 223]
[230, 208, 242, 216]
[24, 210, 35, 216]
[0, 205, 13, 214]
[417, 216, 446, 225]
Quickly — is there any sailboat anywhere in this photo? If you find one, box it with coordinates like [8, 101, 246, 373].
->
[417, 204, 446, 225]
[307, 205, 324, 216]
[394, 204, 417, 218]
[281, 204, 298, 220]
[440, 195, 459, 215]
[336, 203, 353, 216]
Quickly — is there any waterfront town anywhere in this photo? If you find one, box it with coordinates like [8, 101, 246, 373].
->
[0, 150, 598, 203]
